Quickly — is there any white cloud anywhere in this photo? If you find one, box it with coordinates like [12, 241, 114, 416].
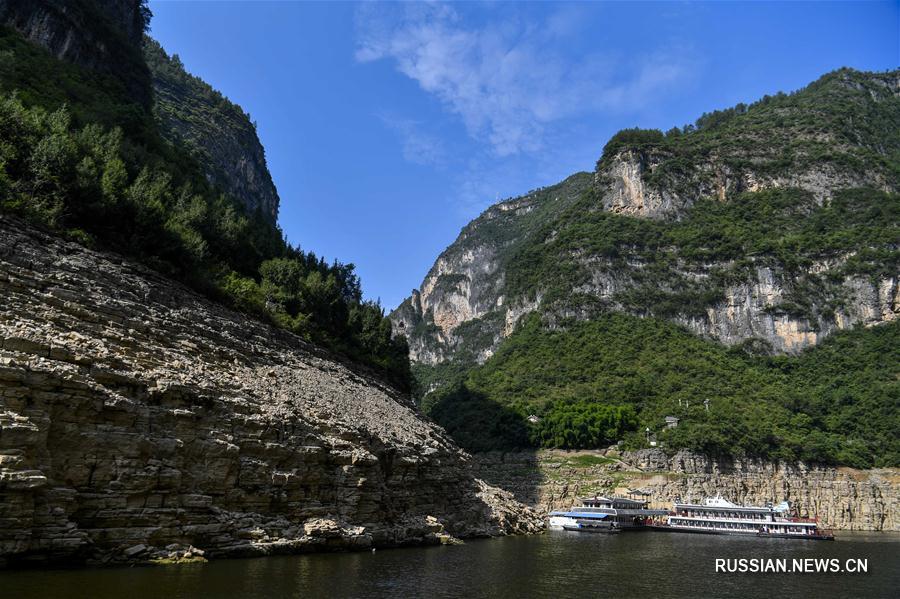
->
[355, 3, 694, 157]
[379, 115, 446, 166]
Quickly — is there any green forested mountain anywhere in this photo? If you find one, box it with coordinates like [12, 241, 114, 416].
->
[2, 1, 896, 466]
[429, 313, 898, 468]
[393, 68, 900, 466]
[0, 1, 410, 388]
[143, 38, 280, 223]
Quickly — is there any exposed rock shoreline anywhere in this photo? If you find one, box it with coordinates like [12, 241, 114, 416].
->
[0, 216, 542, 568]
[474, 449, 899, 532]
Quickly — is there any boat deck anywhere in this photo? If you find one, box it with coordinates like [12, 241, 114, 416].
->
[649, 525, 834, 540]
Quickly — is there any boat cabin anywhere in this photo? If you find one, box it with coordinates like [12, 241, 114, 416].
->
[549, 495, 669, 530]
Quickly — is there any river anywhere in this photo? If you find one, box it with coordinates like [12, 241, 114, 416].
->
[1, 531, 897, 598]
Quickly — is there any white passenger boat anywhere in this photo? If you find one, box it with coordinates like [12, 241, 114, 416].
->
[549, 495, 668, 531]
[663, 496, 834, 540]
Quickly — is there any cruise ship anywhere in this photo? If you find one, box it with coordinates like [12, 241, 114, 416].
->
[549, 495, 669, 532]
[664, 496, 834, 540]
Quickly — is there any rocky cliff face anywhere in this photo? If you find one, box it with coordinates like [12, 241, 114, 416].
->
[0, 0, 151, 106]
[0, 1, 279, 222]
[0, 216, 541, 567]
[144, 38, 281, 223]
[399, 247, 898, 363]
[392, 173, 591, 365]
[672, 266, 898, 352]
[475, 450, 899, 532]
[392, 70, 900, 364]
[597, 147, 895, 220]
[598, 70, 899, 219]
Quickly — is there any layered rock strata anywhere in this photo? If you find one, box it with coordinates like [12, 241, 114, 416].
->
[0, 215, 541, 568]
[474, 450, 899, 531]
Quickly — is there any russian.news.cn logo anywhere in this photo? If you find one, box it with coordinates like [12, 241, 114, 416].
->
[715, 558, 868, 574]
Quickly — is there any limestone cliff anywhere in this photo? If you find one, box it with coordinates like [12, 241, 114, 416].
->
[0, 216, 541, 567]
[398, 248, 898, 364]
[391, 172, 592, 365]
[475, 450, 899, 532]
[144, 38, 281, 224]
[0, 1, 279, 222]
[0, 0, 151, 107]
[595, 68, 899, 220]
[392, 69, 900, 365]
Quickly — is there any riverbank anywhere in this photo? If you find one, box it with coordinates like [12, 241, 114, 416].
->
[474, 449, 899, 531]
[0, 217, 541, 569]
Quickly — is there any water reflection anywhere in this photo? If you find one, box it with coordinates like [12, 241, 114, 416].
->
[1, 531, 897, 598]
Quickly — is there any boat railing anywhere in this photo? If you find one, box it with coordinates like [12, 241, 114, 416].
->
[779, 516, 818, 523]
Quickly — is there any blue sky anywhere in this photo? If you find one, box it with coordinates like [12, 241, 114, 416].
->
[148, 1, 899, 309]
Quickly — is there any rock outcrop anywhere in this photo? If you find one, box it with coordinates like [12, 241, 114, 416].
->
[391, 69, 900, 362]
[474, 450, 899, 531]
[596, 147, 894, 220]
[0, 215, 542, 568]
[0, 0, 151, 107]
[391, 173, 592, 365]
[144, 38, 281, 223]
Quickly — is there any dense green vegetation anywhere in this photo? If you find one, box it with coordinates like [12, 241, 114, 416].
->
[406, 69, 899, 466]
[0, 24, 153, 139]
[142, 38, 279, 220]
[0, 25, 410, 387]
[505, 185, 899, 321]
[425, 313, 899, 468]
[598, 68, 900, 189]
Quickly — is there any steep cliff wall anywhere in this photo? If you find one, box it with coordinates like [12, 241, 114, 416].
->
[392, 69, 900, 364]
[391, 173, 591, 365]
[0, 0, 151, 107]
[475, 450, 899, 532]
[0, 1, 279, 222]
[596, 69, 899, 219]
[399, 246, 898, 364]
[0, 216, 540, 567]
[144, 38, 281, 223]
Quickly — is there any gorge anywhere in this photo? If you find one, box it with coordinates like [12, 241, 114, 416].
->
[0, 0, 897, 572]
[392, 68, 899, 471]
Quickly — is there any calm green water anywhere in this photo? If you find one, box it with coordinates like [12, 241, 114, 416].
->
[1, 531, 897, 599]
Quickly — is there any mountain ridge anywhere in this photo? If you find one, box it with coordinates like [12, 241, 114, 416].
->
[391, 67, 900, 466]
[393, 67, 899, 364]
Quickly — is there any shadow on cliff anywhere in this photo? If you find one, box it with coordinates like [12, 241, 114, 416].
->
[427, 385, 531, 453]
[426, 385, 543, 504]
